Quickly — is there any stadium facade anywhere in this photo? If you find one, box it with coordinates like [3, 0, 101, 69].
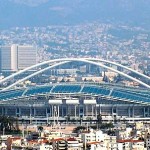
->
[0, 58, 150, 122]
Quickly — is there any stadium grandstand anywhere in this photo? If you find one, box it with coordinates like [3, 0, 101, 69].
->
[0, 58, 150, 123]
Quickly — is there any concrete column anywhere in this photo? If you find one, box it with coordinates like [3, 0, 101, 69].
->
[67, 105, 69, 115]
[92, 105, 94, 117]
[116, 106, 118, 116]
[111, 107, 113, 116]
[46, 108, 49, 117]
[52, 105, 53, 118]
[49, 106, 51, 117]
[75, 105, 76, 118]
[83, 106, 84, 117]
[46, 108, 47, 116]
[61, 105, 63, 117]
[34, 108, 36, 117]
[46, 108, 48, 124]
[64, 105, 67, 116]
[85, 105, 88, 116]
[58, 105, 59, 118]
[128, 107, 131, 117]
[144, 107, 146, 117]
[95, 105, 97, 118]
[30, 107, 32, 116]
[2, 107, 4, 115]
[19, 108, 21, 116]
[132, 106, 134, 118]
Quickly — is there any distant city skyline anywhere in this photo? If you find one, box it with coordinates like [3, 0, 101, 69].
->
[0, 23, 149, 77]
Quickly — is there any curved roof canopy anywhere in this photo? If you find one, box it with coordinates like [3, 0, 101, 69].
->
[1, 58, 150, 91]
[0, 83, 150, 105]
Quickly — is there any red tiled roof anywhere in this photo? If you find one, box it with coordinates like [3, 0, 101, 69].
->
[10, 137, 21, 140]
[117, 139, 143, 143]
[28, 140, 38, 144]
[51, 138, 65, 142]
[67, 138, 77, 141]
[87, 141, 101, 145]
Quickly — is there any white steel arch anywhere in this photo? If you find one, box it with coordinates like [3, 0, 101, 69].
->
[1, 58, 150, 84]
[1, 58, 150, 85]
[2, 61, 69, 91]
[88, 58, 150, 81]
[1, 58, 150, 91]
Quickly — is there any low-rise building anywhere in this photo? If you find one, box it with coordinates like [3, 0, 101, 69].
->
[117, 139, 145, 150]
[81, 129, 118, 149]
[67, 137, 82, 150]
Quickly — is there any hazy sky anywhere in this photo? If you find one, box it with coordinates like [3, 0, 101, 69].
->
[0, 0, 150, 28]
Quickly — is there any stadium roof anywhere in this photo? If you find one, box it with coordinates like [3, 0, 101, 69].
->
[0, 83, 150, 105]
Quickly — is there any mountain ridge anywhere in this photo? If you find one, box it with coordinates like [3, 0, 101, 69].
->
[0, 0, 150, 28]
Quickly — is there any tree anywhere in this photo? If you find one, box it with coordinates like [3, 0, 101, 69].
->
[100, 122, 114, 129]
[84, 78, 87, 82]
[66, 114, 70, 123]
[21, 119, 25, 124]
[103, 75, 109, 82]
[107, 130, 115, 136]
[38, 126, 43, 132]
[73, 126, 86, 133]
[66, 79, 70, 82]
[60, 78, 65, 82]
[0, 115, 20, 134]
[79, 116, 83, 126]
[97, 113, 102, 129]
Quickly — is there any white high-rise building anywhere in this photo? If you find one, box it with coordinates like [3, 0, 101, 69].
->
[0, 46, 12, 71]
[17, 45, 37, 70]
[0, 44, 37, 72]
[11, 44, 18, 71]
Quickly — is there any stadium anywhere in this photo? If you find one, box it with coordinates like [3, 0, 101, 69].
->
[0, 58, 150, 123]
